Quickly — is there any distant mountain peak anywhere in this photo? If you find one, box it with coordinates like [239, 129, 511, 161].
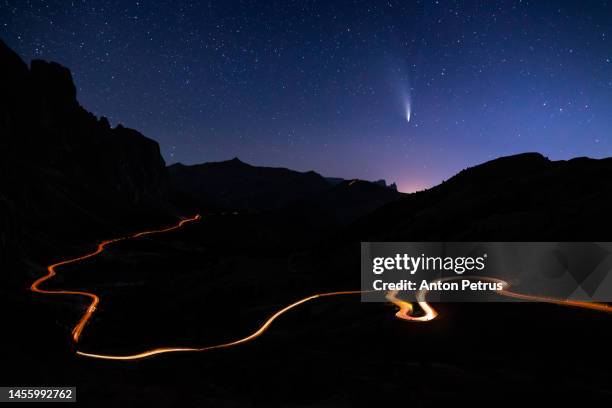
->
[219, 157, 252, 168]
[325, 176, 398, 190]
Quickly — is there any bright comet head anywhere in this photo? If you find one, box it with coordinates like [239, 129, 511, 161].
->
[405, 100, 411, 123]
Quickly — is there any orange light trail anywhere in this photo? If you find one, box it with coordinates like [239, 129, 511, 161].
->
[385, 290, 437, 321]
[31, 215, 611, 361]
[386, 276, 612, 321]
[30, 214, 201, 343]
[76, 290, 362, 360]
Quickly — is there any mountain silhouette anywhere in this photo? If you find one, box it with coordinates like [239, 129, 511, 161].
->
[284, 178, 402, 225]
[168, 158, 331, 211]
[0, 40, 402, 287]
[3, 39, 612, 407]
[351, 152, 612, 241]
[0, 39, 173, 285]
[4, 37, 612, 286]
[168, 159, 401, 222]
[325, 176, 398, 191]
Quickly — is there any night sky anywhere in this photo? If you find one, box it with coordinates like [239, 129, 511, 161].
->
[2, 1, 612, 191]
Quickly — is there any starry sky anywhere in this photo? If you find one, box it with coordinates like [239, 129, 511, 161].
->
[2, 0, 612, 191]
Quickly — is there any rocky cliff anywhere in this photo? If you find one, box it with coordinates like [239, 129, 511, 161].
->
[0, 40, 172, 286]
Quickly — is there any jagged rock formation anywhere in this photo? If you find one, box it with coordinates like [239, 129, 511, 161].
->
[0, 40, 172, 285]
[168, 158, 403, 222]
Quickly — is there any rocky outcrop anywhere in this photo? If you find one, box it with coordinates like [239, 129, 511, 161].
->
[0, 39, 172, 286]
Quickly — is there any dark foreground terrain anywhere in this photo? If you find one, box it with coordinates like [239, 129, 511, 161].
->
[2, 40, 612, 407]
[2, 213, 612, 407]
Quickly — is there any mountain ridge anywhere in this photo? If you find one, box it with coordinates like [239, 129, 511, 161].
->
[168, 157, 403, 221]
[348, 152, 612, 241]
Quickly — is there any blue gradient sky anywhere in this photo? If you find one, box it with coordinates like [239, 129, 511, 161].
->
[2, 0, 612, 191]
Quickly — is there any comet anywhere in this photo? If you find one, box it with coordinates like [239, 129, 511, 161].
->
[405, 98, 411, 123]
[401, 87, 412, 123]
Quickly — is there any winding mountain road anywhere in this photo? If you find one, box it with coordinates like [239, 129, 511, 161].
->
[30, 215, 612, 361]
[30, 215, 202, 343]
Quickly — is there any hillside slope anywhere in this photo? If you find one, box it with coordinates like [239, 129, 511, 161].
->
[350, 153, 612, 241]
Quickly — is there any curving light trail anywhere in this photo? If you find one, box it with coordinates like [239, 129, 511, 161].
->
[386, 290, 437, 321]
[31, 215, 612, 361]
[31, 214, 202, 342]
[76, 290, 362, 360]
[386, 276, 612, 321]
